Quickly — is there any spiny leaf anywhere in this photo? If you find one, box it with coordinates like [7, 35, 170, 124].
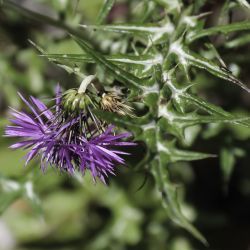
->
[80, 20, 174, 43]
[159, 70, 248, 144]
[157, 141, 215, 162]
[189, 21, 250, 42]
[30, 40, 86, 78]
[158, 103, 250, 128]
[164, 74, 250, 127]
[185, 49, 250, 93]
[169, 41, 250, 92]
[169, 148, 214, 162]
[180, 93, 250, 128]
[41, 53, 162, 66]
[74, 37, 144, 90]
[80, 23, 174, 35]
[151, 157, 208, 245]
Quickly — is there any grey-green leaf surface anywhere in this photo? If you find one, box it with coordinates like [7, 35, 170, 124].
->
[41, 53, 162, 66]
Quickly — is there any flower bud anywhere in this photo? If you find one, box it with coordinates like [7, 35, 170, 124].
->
[62, 89, 93, 114]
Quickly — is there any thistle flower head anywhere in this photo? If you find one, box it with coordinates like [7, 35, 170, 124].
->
[62, 89, 97, 114]
[4, 82, 136, 183]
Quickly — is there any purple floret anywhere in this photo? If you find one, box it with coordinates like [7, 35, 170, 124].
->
[4, 87, 135, 183]
[71, 126, 136, 183]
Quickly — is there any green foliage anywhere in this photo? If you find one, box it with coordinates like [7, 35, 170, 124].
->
[97, 0, 115, 24]
[1, 0, 250, 249]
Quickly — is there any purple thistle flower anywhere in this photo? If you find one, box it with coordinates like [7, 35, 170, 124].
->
[4, 87, 135, 183]
[5, 93, 55, 162]
[71, 126, 136, 183]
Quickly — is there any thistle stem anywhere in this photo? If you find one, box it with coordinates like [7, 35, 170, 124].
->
[78, 75, 96, 94]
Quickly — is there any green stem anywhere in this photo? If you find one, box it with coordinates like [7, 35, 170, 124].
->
[78, 75, 96, 93]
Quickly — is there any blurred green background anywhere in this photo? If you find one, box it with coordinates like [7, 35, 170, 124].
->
[1, 1, 250, 250]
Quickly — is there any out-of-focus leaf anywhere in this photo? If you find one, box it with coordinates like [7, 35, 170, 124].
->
[0, 177, 22, 215]
[220, 145, 245, 188]
[225, 34, 250, 48]
[192, 0, 207, 12]
[236, 0, 250, 9]
[1, 0, 95, 46]
[153, 0, 182, 13]
[220, 148, 235, 184]
[133, 1, 157, 23]
[0, 175, 42, 216]
[189, 21, 250, 42]
[23, 181, 42, 216]
[96, 0, 115, 24]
